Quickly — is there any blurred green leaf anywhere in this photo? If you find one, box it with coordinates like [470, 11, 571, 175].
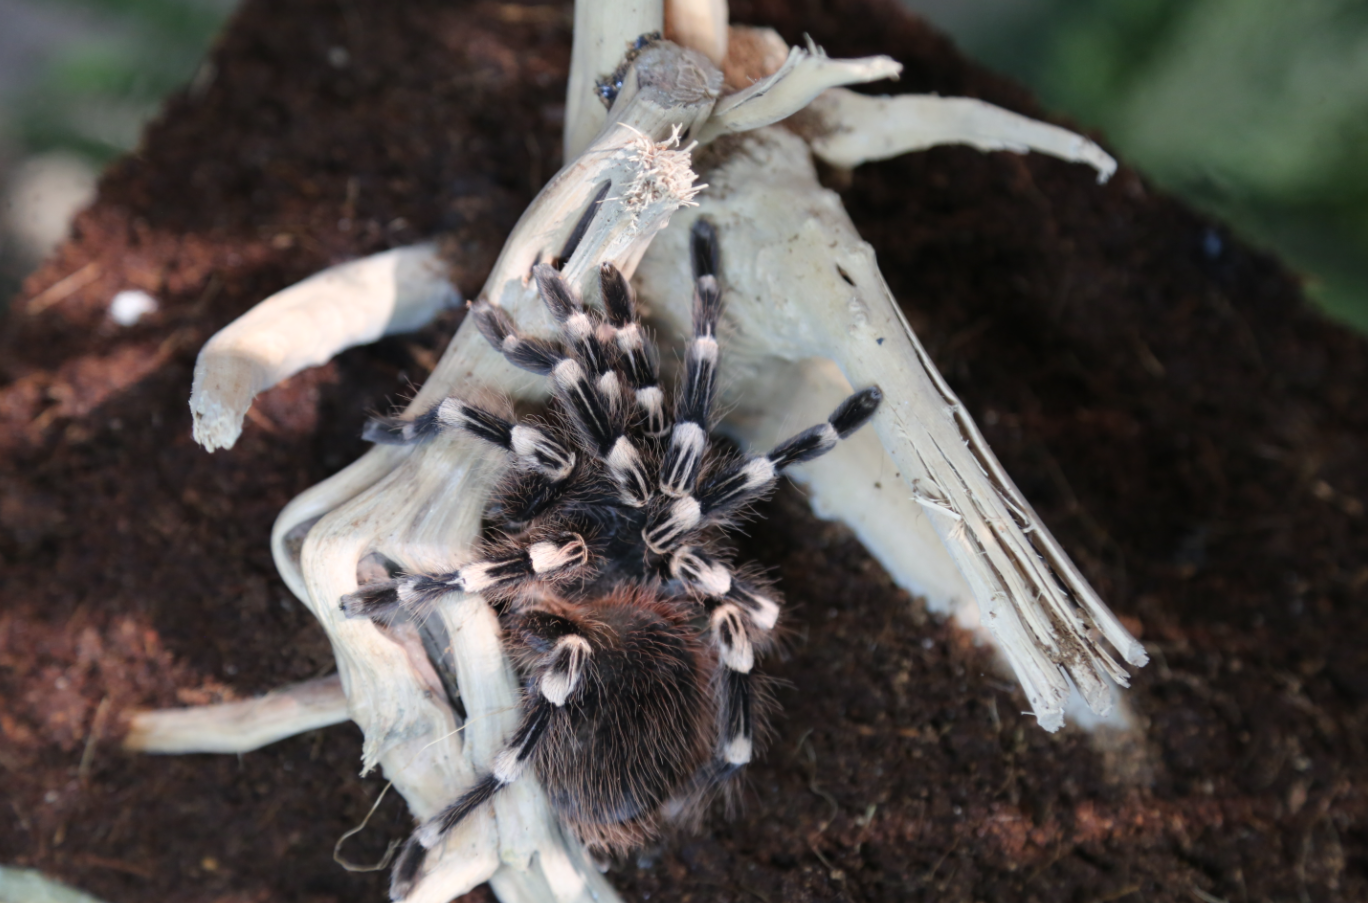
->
[950, 0, 1368, 333]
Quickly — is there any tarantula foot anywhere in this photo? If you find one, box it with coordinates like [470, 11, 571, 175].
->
[340, 581, 403, 618]
[362, 408, 439, 445]
[829, 385, 883, 437]
[415, 817, 445, 850]
[389, 837, 426, 901]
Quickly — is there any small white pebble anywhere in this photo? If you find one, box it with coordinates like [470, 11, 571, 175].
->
[109, 289, 158, 326]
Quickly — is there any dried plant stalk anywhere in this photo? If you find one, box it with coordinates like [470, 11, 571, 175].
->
[634, 124, 1145, 731]
[124, 676, 349, 754]
[805, 87, 1119, 177]
[190, 244, 457, 452]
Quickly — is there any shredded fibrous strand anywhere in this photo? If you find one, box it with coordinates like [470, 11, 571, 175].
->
[615, 124, 705, 226]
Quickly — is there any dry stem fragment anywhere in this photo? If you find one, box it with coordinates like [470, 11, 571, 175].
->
[124, 675, 349, 754]
[189, 243, 456, 451]
[664, 0, 728, 66]
[564, 0, 665, 160]
[696, 41, 902, 143]
[805, 88, 1118, 180]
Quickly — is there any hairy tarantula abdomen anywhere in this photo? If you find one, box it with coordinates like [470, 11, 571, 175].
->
[527, 589, 715, 840]
[341, 219, 881, 896]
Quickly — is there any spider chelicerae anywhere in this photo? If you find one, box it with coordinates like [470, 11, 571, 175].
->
[343, 219, 881, 892]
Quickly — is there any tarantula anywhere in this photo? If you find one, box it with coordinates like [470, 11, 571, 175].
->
[161, 14, 1145, 901]
[341, 220, 880, 893]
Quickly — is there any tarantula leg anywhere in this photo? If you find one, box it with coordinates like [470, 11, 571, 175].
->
[644, 386, 883, 553]
[660, 221, 723, 496]
[718, 668, 754, 766]
[643, 494, 703, 553]
[668, 546, 732, 597]
[476, 287, 654, 507]
[549, 354, 659, 509]
[537, 634, 594, 706]
[443, 701, 553, 835]
[709, 600, 762, 766]
[472, 296, 617, 447]
[694, 386, 884, 520]
[553, 357, 618, 451]
[494, 470, 570, 528]
[707, 578, 787, 769]
[533, 263, 613, 377]
[394, 699, 557, 900]
[398, 605, 597, 897]
[726, 579, 782, 632]
[690, 213, 720, 280]
[599, 263, 668, 438]
[365, 398, 577, 483]
[339, 535, 590, 618]
[535, 266, 668, 507]
[471, 298, 564, 375]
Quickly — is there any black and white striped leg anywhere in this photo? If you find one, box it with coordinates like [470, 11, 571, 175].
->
[471, 295, 649, 504]
[428, 700, 553, 838]
[710, 598, 761, 767]
[536, 633, 593, 706]
[548, 354, 653, 506]
[494, 470, 568, 528]
[471, 299, 564, 375]
[669, 546, 732, 598]
[533, 263, 612, 378]
[365, 397, 578, 484]
[659, 276, 721, 496]
[391, 698, 556, 899]
[599, 263, 668, 438]
[669, 551, 783, 632]
[551, 356, 617, 452]
[644, 387, 883, 554]
[719, 668, 754, 767]
[668, 543, 779, 769]
[691, 386, 884, 524]
[339, 534, 589, 618]
[768, 386, 883, 468]
[643, 493, 702, 554]
[691, 217, 720, 281]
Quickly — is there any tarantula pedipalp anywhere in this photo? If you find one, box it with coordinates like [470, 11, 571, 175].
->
[341, 220, 880, 894]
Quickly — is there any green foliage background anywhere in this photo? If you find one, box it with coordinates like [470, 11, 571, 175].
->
[960, 0, 1368, 332]
[13, 0, 230, 162]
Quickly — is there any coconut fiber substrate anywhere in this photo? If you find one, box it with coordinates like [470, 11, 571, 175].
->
[2, 1, 1366, 901]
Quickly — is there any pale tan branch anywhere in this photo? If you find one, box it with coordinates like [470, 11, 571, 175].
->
[564, 0, 666, 161]
[806, 88, 1117, 180]
[635, 127, 1145, 732]
[189, 244, 455, 452]
[124, 675, 349, 754]
[664, 0, 728, 65]
[696, 42, 901, 143]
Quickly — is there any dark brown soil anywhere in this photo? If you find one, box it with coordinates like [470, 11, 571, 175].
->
[2, 1, 1364, 901]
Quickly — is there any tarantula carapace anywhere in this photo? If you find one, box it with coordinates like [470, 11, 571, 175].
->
[341, 219, 881, 892]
